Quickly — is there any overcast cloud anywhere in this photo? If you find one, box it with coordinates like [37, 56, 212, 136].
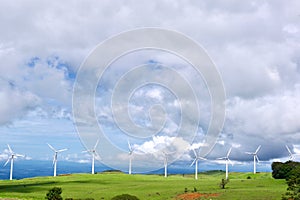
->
[0, 0, 300, 168]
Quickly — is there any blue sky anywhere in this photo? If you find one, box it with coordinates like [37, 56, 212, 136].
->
[0, 0, 300, 173]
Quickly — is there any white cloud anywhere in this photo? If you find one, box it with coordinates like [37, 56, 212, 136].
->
[0, 78, 40, 125]
[0, 0, 299, 163]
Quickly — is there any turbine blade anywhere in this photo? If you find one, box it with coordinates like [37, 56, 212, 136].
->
[255, 145, 261, 154]
[7, 144, 13, 154]
[227, 147, 232, 157]
[164, 157, 167, 166]
[127, 140, 132, 151]
[58, 148, 68, 153]
[286, 145, 292, 155]
[199, 157, 207, 160]
[95, 152, 101, 160]
[255, 155, 260, 163]
[228, 158, 234, 166]
[15, 154, 25, 157]
[94, 139, 100, 149]
[192, 149, 197, 158]
[3, 158, 10, 167]
[52, 154, 56, 165]
[190, 158, 197, 167]
[47, 143, 56, 152]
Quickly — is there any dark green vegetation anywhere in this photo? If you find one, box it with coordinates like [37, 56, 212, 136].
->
[272, 161, 300, 179]
[0, 171, 286, 200]
[272, 161, 300, 200]
[111, 194, 139, 200]
[219, 178, 229, 189]
[45, 187, 63, 200]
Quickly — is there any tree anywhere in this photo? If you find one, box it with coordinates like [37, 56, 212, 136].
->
[272, 161, 300, 179]
[45, 187, 63, 200]
[282, 176, 300, 200]
[219, 178, 229, 189]
[111, 194, 140, 200]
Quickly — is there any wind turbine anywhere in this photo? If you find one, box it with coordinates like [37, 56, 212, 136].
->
[162, 151, 173, 178]
[245, 145, 261, 174]
[286, 145, 294, 161]
[128, 140, 134, 175]
[82, 139, 100, 174]
[47, 143, 68, 177]
[190, 148, 206, 180]
[3, 144, 24, 180]
[217, 147, 233, 180]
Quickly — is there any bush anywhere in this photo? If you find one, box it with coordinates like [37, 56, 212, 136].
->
[45, 187, 63, 200]
[111, 194, 139, 200]
[272, 161, 300, 179]
[282, 176, 300, 200]
[219, 178, 229, 189]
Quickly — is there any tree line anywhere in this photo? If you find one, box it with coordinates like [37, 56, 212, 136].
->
[272, 161, 300, 200]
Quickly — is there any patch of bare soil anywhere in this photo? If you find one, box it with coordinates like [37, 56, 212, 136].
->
[176, 192, 220, 200]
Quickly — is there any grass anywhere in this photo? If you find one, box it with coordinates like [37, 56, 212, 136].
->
[0, 171, 287, 200]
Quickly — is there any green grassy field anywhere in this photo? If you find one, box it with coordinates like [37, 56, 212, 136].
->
[0, 171, 287, 200]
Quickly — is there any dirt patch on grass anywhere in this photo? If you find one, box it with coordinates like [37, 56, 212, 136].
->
[58, 174, 72, 176]
[176, 192, 220, 200]
[0, 198, 20, 200]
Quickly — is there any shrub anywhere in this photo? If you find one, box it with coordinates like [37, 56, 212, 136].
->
[282, 176, 300, 200]
[272, 161, 300, 179]
[184, 188, 188, 193]
[220, 178, 229, 189]
[45, 187, 63, 200]
[111, 194, 139, 200]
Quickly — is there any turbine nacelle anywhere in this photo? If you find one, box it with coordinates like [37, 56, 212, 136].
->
[245, 145, 261, 174]
[245, 145, 261, 162]
[190, 148, 207, 166]
[217, 147, 233, 166]
[82, 139, 100, 174]
[47, 143, 67, 177]
[190, 147, 206, 180]
[285, 145, 296, 161]
[3, 144, 24, 180]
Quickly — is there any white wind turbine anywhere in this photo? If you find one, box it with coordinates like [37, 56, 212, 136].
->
[47, 143, 68, 177]
[82, 139, 100, 174]
[217, 147, 233, 180]
[128, 140, 134, 175]
[162, 151, 173, 178]
[3, 144, 24, 180]
[286, 145, 295, 161]
[190, 148, 207, 180]
[245, 145, 261, 174]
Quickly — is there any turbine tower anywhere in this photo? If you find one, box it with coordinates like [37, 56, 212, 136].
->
[245, 145, 261, 174]
[3, 144, 24, 180]
[217, 147, 233, 180]
[162, 151, 173, 178]
[286, 145, 294, 161]
[82, 139, 100, 174]
[190, 148, 206, 180]
[128, 140, 134, 175]
[47, 143, 67, 177]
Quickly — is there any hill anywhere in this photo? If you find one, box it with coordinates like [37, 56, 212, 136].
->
[0, 171, 286, 200]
